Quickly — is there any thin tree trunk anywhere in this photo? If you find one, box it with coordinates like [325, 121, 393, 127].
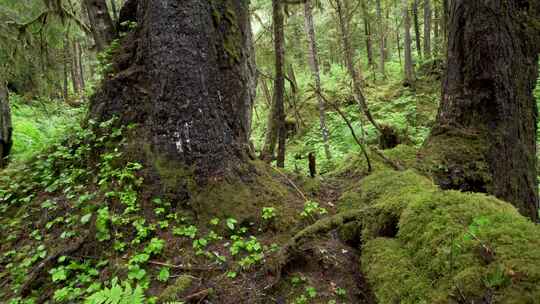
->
[335, 0, 381, 133]
[421, 0, 540, 221]
[423, 0, 432, 58]
[261, 0, 286, 168]
[0, 79, 11, 168]
[412, 0, 422, 59]
[274, 0, 286, 168]
[109, 0, 118, 24]
[402, 0, 415, 85]
[63, 36, 70, 100]
[77, 42, 86, 91]
[361, 0, 374, 70]
[304, 0, 331, 160]
[71, 40, 81, 94]
[84, 0, 115, 52]
[375, 0, 386, 77]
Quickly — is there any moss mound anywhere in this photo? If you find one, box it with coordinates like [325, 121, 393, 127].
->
[347, 170, 540, 303]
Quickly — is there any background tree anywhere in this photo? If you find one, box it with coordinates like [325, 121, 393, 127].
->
[83, 0, 115, 52]
[0, 79, 12, 168]
[420, 0, 540, 221]
[304, 0, 332, 160]
[402, 0, 415, 85]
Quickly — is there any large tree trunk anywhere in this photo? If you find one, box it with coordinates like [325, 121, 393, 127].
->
[423, 0, 432, 58]
[0, 80, 12, 168]
[304, 0, 331, 160]
[420, 1, 540, 221]
[84, 0, 115, 52]
[89, 0, 255, 181]
[402, 0, 415, 85]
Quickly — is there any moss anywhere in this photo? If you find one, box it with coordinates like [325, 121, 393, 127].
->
[158, 275, 193, 301]
[190, 160, 300, 229]
[357, 169, 540, 303]
[362, 238, 433, 304]
[418, 129, 492, 193]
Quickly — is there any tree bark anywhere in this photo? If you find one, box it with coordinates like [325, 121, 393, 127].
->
[402, 0, 415, 85]
[420, 1, 540, 221]
[89, 0, 255, 181]
[375, 0, 386, 77]
[71, 40, 82, 95]
[84, 0, 115, 52]
[63, 36, 70, 100]
[412, 0, 422, 59]
[423, 0, 432, 58]
[304, 0, 332, 160]
[0, 80, 12, 168]
[260, 0, 286, 168]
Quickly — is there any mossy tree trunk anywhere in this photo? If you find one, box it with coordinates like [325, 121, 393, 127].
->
[89, 0, 255, 181]
[0, 79, 12, 168]
[420, 1, 540, 221]
[402, 0, 415, 85]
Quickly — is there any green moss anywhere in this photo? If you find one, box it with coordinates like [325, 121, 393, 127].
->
[362, 238, 432, 304]
[158, 275, 193, 301]
[357, 169, 540, 303]
[418, 129, 492, 192]
[190, 161, 300, 229]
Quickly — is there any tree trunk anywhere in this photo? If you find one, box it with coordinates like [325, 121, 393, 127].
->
[274, 0, 286, 168]
[71, 40, 82, 95]
[109, 0, 118, 25]
[260, 0, 286, 168]
[89, 0, 255, 181]
[375, 0, 386, 77]
[84, 0, 115, 52]
[402, 0, 415, 85]
[361, 0, 374, 70]
[0, 80, 12, 168]
[77, 42, 86, 91]
[63, 36, 70, 100]
[423, 0, 432, 58]
[304, 0, 331, 160]
[420, 1, 540, 221]
[335, 0, 381, 133]
[412, 0, 422, 59]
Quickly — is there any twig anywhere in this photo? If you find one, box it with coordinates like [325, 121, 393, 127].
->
[148, 260, 220, 271]
[182, 288, 213, 303]
[271, 166, 308, 202]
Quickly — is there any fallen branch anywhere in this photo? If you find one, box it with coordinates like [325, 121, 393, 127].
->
[148, 260, 221, 272]
[272, 166, 308, 202]
[182, 288, 213, 302]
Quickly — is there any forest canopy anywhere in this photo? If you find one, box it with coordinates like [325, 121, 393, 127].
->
[0, 0, 539, 303]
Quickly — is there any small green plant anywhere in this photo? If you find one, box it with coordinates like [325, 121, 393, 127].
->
[300, 200, 328, 222]
[262, 207, 276, 221]
[173, 225, 198, 239]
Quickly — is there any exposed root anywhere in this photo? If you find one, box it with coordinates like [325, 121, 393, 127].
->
[265, 208, 368, 290]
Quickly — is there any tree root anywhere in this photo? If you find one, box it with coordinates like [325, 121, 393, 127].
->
[264, 208, 368, 290]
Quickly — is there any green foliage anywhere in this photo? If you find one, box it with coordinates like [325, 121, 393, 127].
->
[85, 278, 145, 304]
[9, 94, 84, 162]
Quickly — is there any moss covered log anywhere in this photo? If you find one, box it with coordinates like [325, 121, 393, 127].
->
[341, 170, 540, 303]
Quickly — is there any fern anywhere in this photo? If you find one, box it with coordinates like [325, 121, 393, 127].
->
[85, 278, 145, 304]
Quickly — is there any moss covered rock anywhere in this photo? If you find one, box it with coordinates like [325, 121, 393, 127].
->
[158, 275, 193, 301]
[352, 170, 540, 303]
